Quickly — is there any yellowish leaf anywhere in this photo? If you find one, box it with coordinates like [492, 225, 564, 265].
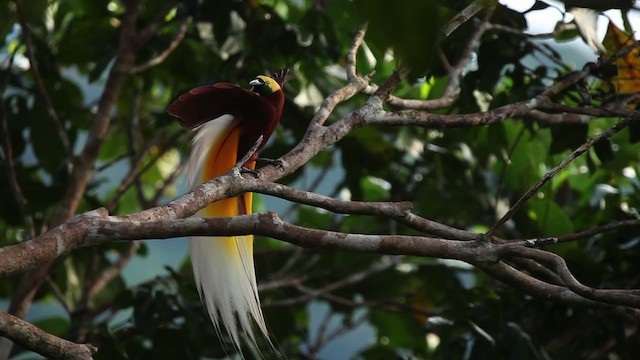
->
[602, 23, 640, 107]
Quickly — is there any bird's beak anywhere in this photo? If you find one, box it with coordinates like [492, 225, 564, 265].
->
[249, 79, 262, 86]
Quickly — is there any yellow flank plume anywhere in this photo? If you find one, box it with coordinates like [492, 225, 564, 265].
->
[201, 123, 253, 217]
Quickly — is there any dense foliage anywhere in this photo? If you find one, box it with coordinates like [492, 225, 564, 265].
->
[1, 0, 640, 359]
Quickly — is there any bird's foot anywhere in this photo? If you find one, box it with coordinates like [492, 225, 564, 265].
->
[257, 157, 284, 169]
[240, 166, 259, 178]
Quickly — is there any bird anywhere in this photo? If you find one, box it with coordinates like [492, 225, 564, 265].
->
[167, 70, 288, 351]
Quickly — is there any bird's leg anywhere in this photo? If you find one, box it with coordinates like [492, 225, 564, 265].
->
[233, 135, 264, 178]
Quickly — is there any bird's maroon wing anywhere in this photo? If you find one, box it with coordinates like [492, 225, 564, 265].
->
[167, 83, 262, 129]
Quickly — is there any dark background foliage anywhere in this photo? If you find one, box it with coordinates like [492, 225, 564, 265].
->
[1, 0, 640, 359]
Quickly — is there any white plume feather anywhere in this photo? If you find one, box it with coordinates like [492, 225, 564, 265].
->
[187, 117, 269, 351]
[570, 7, 606, 54]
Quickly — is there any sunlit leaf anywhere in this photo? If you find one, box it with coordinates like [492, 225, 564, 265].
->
[525, 197, 574, 236]
[602, 23, 640, 108]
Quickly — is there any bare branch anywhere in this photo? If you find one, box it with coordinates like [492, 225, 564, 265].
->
[376, 60, 598, 128]
[499, 246, 640, 307]
[5, 206, 639, 310]
[236, 135, 264, 168]
[476, 261, 605, 307]
[555, 220, 640, 243]
[440, 0, 489, 40]
[346, 26, 367, 81]
[245, 179, 478, 240]
[379, 96, 546, 127]
[525, 109, 592, 124]
[0, 311, 96, 360]
[54, 0, 142, 226]
[441, 3, 495, 99]
[246, 179, 412, 216]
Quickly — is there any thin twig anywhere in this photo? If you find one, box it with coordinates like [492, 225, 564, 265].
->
[88, 243, 139, 300]
[440, 0, 488, 40]
[263, 256, 401, 307]
[441, 3, 495, 100]
[130, 15, 189, 74]
[105, 130, 185, 211]
[244, 179, 477, 240]
[486, 110, 639, 236]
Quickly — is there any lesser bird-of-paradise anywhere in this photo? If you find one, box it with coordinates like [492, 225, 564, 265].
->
[168, 69, 288, 350]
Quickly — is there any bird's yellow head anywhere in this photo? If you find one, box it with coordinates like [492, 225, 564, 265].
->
[249, 75, 281, 96]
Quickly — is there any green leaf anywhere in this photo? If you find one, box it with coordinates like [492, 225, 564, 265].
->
[297, 206, 333, 229]
[353, 0, 454, 75]
[17, 0, 47, 26]
[525, 197, 574, 236]
[33, 317, 70, 337]
[29, 100, 67, 175]
[360, 176, 389, 202]
[553, 21, 580, 42]
[593, 139, 614, 163]
[369, 310, 426, 351]
[629, 120, 640, 143]
[550, 123, 588, 154]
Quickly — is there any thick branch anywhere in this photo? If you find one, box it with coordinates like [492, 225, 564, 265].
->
[245, 179, 478, 240]
[54, 0, 142, 226]
[5, 208, 639, 309]
[499, 246, 640, 307]
[83, 212, 494, 262]
[476, 261, 604, 307]
[0, 312, 96, 360]
[380, 96, 546, 127]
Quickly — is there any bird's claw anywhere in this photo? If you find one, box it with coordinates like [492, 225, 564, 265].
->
[257, 157, 284, 169]
[240, 166, 259, 178]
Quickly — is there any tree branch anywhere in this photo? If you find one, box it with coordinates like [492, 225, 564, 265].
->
[346, 26, 366, 81]
[4, 4, 151, 345]
[54, 0, 142, 226]
[0, 311, 96, 360]
[499, 246, 640, 307]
